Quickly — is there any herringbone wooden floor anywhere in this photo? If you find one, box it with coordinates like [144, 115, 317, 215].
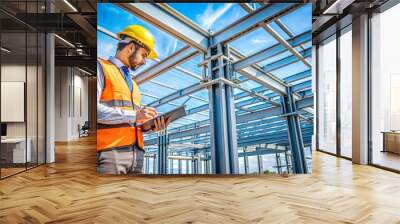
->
[1, 136, 400, 223]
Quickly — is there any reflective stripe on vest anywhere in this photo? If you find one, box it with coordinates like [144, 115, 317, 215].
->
[99, 99, 134, 108]
[97, 58, 144, 151]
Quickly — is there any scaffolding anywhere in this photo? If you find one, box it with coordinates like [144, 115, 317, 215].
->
[97, 2, 313, 174]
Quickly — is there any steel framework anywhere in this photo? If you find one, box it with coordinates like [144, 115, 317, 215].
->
[97, 2, 313, 174]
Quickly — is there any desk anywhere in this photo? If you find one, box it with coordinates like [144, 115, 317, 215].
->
[382, 131, 400, 154]
[1, 138, 31, 164]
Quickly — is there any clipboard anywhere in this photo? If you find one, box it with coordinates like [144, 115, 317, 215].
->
[140, 106, 186, 131]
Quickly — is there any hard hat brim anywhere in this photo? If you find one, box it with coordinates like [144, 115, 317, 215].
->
[148, 50, 158, 59]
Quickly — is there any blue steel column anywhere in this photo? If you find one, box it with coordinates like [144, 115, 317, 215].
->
[157, 131, 169, 174]
[208, 43, 239, 174]
[281, 87, 308, 173]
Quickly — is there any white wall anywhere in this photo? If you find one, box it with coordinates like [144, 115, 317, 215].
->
[1, 65, 36, 137]
[1, 63, 46, 164]
[54, 67, 89, 141]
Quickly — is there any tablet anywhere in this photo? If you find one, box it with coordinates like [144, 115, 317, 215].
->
[140, 106, 186, 131]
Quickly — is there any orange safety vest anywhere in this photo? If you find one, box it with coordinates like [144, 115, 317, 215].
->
[97, 58, 144, 152]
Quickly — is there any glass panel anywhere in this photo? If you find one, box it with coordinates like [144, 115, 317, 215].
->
[38, 32, 45, 165]
[27, 31, 38, 169]
[371, 4, 400, 171]
[1, 29, 27, 177]
[339, 28, 352, 158]
[317, 36, 337, 154]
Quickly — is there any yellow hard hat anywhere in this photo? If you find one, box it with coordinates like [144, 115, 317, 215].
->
[117, 25, 158, 59]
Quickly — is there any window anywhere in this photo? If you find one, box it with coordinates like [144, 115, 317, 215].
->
[317, 36, 337, 154]
[339, 27, 352, 158]
[371, 3, 400, 171]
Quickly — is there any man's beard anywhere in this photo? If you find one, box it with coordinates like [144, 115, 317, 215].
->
[128, 53, 137, 71]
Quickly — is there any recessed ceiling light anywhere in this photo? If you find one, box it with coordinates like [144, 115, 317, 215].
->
[1, 47, 11, 53]
[63, 0, 78, 12]
[54, 34, 75, 48]
[78, 67, 92, 76]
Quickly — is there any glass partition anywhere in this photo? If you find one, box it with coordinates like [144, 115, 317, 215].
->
[0, 0, 46, 179]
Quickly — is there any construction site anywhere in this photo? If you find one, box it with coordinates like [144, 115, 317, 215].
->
[97, 2, 313, 175]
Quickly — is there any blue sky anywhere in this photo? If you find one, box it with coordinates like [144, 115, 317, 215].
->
[97, 3, 312, 128]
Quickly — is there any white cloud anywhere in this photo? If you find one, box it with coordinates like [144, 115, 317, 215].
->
[98, 41, 116, 59]
[251, 37, 268, 44]
[196, 3, 233, 31]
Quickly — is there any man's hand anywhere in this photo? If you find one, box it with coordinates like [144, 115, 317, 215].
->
[136, 106, 157, 124]
[153, 116, 171, 132]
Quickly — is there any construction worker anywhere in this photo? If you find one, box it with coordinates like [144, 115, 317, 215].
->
[97, 25, 170, 174]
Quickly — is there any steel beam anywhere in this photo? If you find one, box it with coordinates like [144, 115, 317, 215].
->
[173, 95, 313, 136]
[134, 46, 199, 84]
[210, 3, 296, 45]
[117, 3, 209, 52]
[275, 18, 306, 50]
[263, 48, 312, 73]
[148, 82, 204, 108]
[239, 126, 313, 143]
[97, 26, 203, 84]
[144, 96, 313, 145]
[233, 69, 311, 102]
[239, 3, 311, 68]
[238, 148, 286, 157]
[233, 31, 311, 71]
[291, 80, 312, 93]
[239, 129, 313, 148]
[186, 104, 209, 115]
[145, 49, 311, 110]
[230, 48, 288, 95]
[284, 70, 311, 83]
